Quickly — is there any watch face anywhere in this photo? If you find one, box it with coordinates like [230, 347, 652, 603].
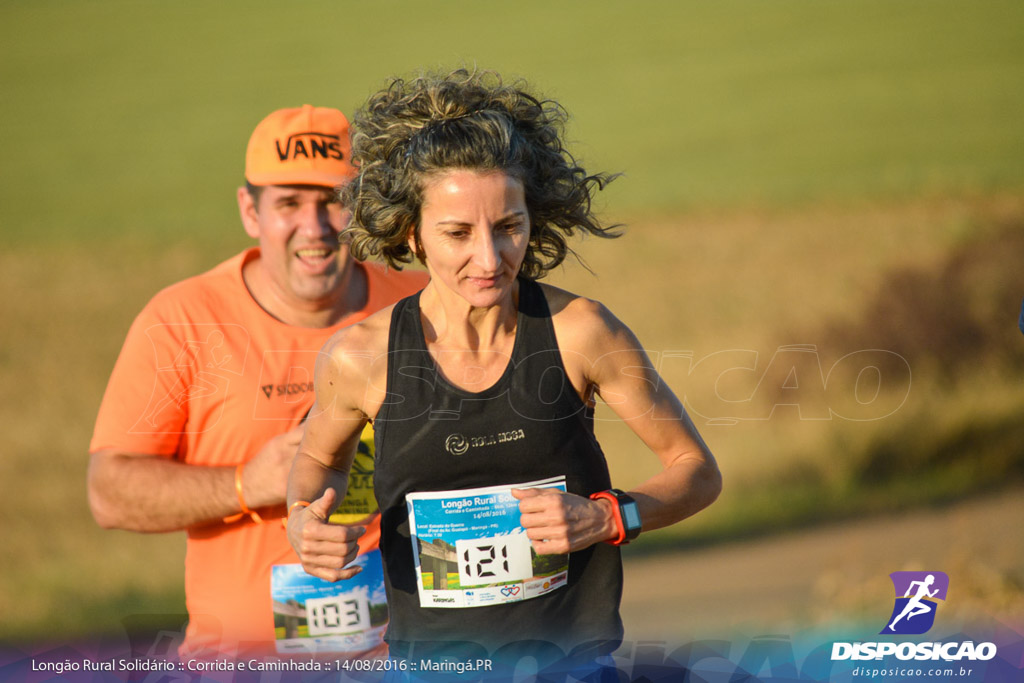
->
[621, 501, 642, 531]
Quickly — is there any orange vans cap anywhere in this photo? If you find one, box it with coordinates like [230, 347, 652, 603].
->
[245, 105, 356, 187]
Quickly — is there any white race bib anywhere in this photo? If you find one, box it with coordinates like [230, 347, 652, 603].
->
[270, 549, 387, 654]
[405, 476, 569, 609]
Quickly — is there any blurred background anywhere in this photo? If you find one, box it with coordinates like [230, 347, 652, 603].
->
[1, 0, 1022, 647]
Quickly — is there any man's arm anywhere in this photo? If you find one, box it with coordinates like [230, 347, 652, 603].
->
[87, 425, 302, 532]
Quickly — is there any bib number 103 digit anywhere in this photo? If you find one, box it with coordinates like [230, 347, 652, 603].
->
[305, 592, 370, 636]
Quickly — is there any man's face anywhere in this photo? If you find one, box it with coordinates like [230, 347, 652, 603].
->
[238, 184, 353, 308]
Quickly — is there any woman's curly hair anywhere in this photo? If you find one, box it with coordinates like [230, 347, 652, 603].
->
[340, 69, 620, 279]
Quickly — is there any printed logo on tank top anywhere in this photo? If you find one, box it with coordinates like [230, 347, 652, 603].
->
[443, 428, 527, 455]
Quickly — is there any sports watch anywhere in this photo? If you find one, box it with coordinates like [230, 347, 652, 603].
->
[590, 488, 642, 545]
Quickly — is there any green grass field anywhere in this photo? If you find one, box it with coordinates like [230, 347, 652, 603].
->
[1, 1, 1022, 643]
[4, 1, 1024, 245]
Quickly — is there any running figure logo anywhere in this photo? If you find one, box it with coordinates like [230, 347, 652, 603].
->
[881, 571, 949, 635]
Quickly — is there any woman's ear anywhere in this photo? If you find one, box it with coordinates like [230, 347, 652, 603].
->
[408, 226, 426, 265]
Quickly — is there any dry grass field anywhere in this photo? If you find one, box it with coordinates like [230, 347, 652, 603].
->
[1, 194, 1021, 642]
[550, 195, 1024, 530]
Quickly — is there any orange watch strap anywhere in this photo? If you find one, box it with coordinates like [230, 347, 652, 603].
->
[590, 490, 627, 545]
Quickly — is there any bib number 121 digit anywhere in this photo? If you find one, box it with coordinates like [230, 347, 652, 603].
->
[455, 534, 533, 587]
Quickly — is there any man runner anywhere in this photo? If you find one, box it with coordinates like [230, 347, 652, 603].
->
[88, 105, 427, 658]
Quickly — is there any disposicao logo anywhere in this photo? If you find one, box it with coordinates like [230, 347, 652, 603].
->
[881, 571, 949, 635]
[831, 570, 997, 663]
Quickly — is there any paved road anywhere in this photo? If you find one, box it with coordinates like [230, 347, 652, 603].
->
[619, 487, 1024, 642]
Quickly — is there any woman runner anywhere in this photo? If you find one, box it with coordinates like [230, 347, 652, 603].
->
[286, 69, 722, 660]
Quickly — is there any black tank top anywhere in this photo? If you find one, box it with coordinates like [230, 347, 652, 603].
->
[373, 278, 623, 656]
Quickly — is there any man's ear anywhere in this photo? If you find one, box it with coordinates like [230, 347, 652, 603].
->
[237, 186, 261, 240]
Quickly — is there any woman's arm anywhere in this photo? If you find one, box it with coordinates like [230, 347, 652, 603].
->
[516, 293, 721, 554]
[584, 297, 721, 531]
[285, 326, 384, 581]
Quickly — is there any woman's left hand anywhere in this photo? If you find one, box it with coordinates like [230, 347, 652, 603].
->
[512, 488, 616, 555]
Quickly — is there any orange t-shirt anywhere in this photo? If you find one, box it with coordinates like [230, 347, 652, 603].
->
[90, 248, 427, 657]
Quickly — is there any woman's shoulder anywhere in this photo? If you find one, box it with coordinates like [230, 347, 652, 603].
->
[536, 281, 631, 349]
[313, 304, 396, 419]
[321, 304, 396, 370]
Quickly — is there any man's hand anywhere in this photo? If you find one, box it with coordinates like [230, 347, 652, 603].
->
[242, 425, 304, 509]
[512, 488, 616, 555]
[287, 488, 365, 582]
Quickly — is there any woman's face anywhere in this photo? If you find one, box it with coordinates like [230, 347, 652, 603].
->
[413, 169, 530, 309]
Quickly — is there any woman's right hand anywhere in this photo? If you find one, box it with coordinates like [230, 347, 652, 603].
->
[286, 488, 365, 582]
